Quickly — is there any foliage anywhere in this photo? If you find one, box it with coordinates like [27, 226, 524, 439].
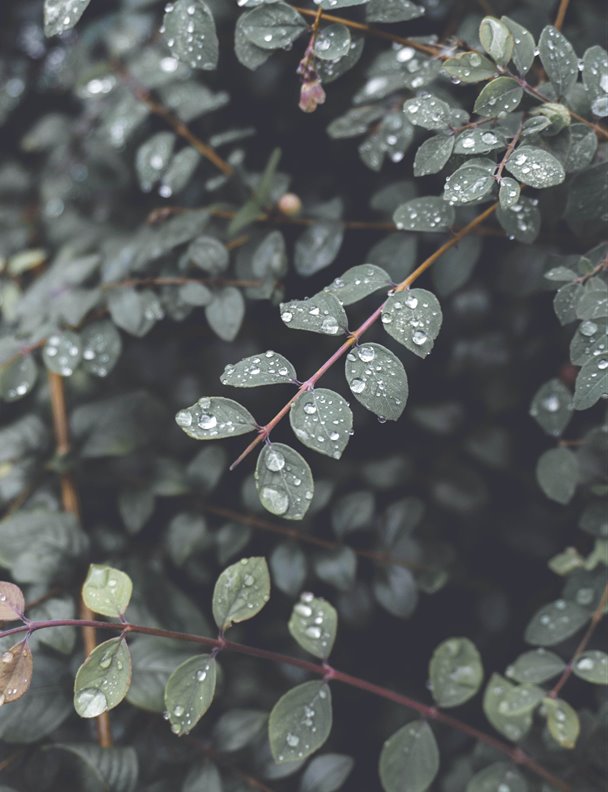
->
[0, 0, 607, 790]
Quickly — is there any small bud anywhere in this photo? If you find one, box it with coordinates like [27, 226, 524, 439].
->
[299, 79, 326, 114]
[530, 102, 571, 135]
[277, 193, 303, 217]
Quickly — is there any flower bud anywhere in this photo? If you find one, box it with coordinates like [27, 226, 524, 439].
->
[277, 193, 303, 217]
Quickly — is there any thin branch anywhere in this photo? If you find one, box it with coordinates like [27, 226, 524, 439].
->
[1, 616, 570, 792]
[548, 583, 608, 699]
[229, 202, 498, 470]
[554, 0, 571, 30]
[103, 276, 262, 291]
[47, 372, 113, 749]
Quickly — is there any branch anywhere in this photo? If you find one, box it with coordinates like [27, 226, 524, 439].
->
[1, 616, 569, 791]
[554, 0, 571, 30]
[229, 202, 498, 470]
[47, 372, 113, 749]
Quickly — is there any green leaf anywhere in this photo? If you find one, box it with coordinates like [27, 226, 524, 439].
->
[582, 46, 608, 104]
[394, 197, 454, 232]
[466, 762, 528, 792]
[574, 357, 608, 410]
[454, 128, 505, 156]
[0, 581, 25, 621]
[442, 52, 497, 83]
[81, 321, 122, 378]
[379, 721, 439, 792]
[444, 165, 495, 205]
[542, 696, 580, 749]
[373, 565, 417, 618]
[413, 134, 455, 176]
[316, 0, 367, 7]
[538, 26, 578, 98]
[136, 132, 175, 192]
[163, 654, 217, 735]
[403, 95, 451, 130]
[482, 674, 533, 742]
[432, 234, 481, 297]
[325, 264, 391, 306]
[221, 351, 297, 387]
[280, 292, 347, 336]
[479, 17, 514, 66]
[82, 564, 133, 618]
[42, 330, 82, 377]
[44, 0, 91, 36]
[501, 16, 536, 75]
[175, 396, 257, 440]
[126, 636, 195, 713]
[0, 355, 38, 402]
[572, 650, 608, 684]
[294, 222, 344, 277]
[496, 196, 540, 243]
[212, 556, 271, 631]
[498, 177, 521, 210]
[206, 287, 245, 342]
[270, 543, 307, 597]
[187, 236, 229, 274]
[235, 16, 272, 70]
[505, 649, 565, 684]
[74, 637, 132, 718]
[256, 443, 314, 520]
[345, 342, 408, 421]
[241, 2, 306, 50]
[314, 24, 351, 61]
[381, 289, 443, 358]
[536, 447, 578, 504]
[269, 681, 332, 763]
[497, 683, 544, 717]
[429, 637, 484, 708]
[290, 388, 353, 460]
[313, 547, 356, 591]
[332, 490, 375, 537]
[506, 146, 565, 189]
[161, 0, 219, 70]
[300, 754, 354, 792]
[161, 148, 200, 195]
[474, 77, 523, 117]
[565, 163, 608, 239]
[51, 745, 138, 792]
[529, 379, 573, 436]
[288, 592, 338, 659]
[525, 599, 589, 646]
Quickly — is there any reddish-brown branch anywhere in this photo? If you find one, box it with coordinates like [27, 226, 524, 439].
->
[1, 616, 569, 791]
[549, 582, 608, 698]
[554, 0, 571, 30]
[229, 202, 498, 470]
[47, 372, 112, 748]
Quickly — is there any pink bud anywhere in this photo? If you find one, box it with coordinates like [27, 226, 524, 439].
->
[299, 79, 326, 113]
[277, 193, 303, 217]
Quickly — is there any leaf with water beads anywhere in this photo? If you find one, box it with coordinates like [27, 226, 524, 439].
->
[403, 95, 451, 131]
[582, 46, 608, 105]
[542, 696, 580, 749]
[212, 556, 271, 632]
[81, 321, 122, 378]
[161, 0, 219, 71]
[290, 388, 353, 460]
[496, 196, 540, 244]
[300, 754, 354, 792]
[381, 289, 443, 359]
[466, 762, 528, 792]
[175, 396, 257, 440]
[44, 0, 91, 36]
[574, 356, 608, 410]
[314, 24, 351, 61]
[82, 564, 133, 618]
[444, 165, 495, 205]
[241, 2, 306, 50]
[529, 379, 573, 437]
[0, 582, 25, 621]
[315, 0, 367, 8]
[74, 638, 131, 718]
[288, 592, 337, 659]
[442, 51, 497, 83]
[135, 132, 175, 192]
[482, 673, 533, 742]
[50, 745, 138, 792]
[0, 642, 32, 705]
[538, 26, 578, 98]
[505, 649, 565, 684]
[379, 720, 439, 792]
[394, 197, 454, 233]
[0, 355, 38, 402]
[536, 447, 578, 504]
[280, 292, 347, 336]
[295, 222, 344, 277]
[506, 146, 565, 190]
[220, 351, 296, 388]
[572, 650, 608, 684]
[365, 0, 423, 22]
[454, 128, 505, 156]
[255, 443, 314, 520]
[324, 264, 392, 306]
[269, 681, 332, 763]
[345, 343, 408, 422]
[524, 599, 589, 647]
[479, 17, 514, 66]
[163, 654, 216, 736]
[473, 77, 523, 117]
[428, 637, 484, 708]
[498, 177, 520, 210]
[413, 134, 454, 177]
[501, 16, 536, 75]
[42, 330, 82, 377]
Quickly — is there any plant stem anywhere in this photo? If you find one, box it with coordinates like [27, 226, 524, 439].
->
[548, 582, 608, 698]
[554, 0, 571, 30]
[229, 202, 498, 470]
[1, 616, 569, 791]
[102, 276, 262, 291]
[47, 373, 113, 749]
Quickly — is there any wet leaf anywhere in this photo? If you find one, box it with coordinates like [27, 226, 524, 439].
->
[345, 342, 408, 421]
[466, 762, 528, 792]
[206, 287, 245, 342]
[501, 16, 536, 75]
[0, 356, 38, 402]
[574, 357, 608, 410]
[394, 197, 454, 232]
[525, 599, 589, 646]
[529, 379, 573, 437]
[81, 321, 122, 378]
[300, 753, 354, 792]
[505, 649, 565, 685]
[536, 447, 578, 504]
[288, 592, 337, 659]
[429, 637, 484, 707]
[221, 351, 296, 387]
[572, 650, 608, 684]
[255, 443, 314, 520]
[241, 2, 306, 50]
[474, 77, 523, 117]
[314, 24, 351, 61]
[442, 51, 497, 83]
[0, 582, 25, 621]
[324, 264, 391, 306]
[506, 146, 565, 189]
[74, 638, 131, 718]
[290, 388, 353, 460]
[82, 564, 133, 618]
[44, 0, 91, 36]
[136, 132, 175, 192]
[379, 721, 439, 792]
[498, 177, 521, 210]
[482, 674, 533, 742]
[0, 642, 32, 705]
[413, 134, 455, 176]
[496, 196, 540, 243]
[381, 289, 443, 358]
[269, 681, 332, 763]
[538, 25, 578, 98]
[542, 696, 579, 749]
[295, 222, 344, 277]
[162, 0, 219, 70]
[444, 165, 495, 205]
[403, 95, 451, 130]
[212, 556, 270, 631]
[175, 396, 256, 440]
[479, 17, 514, 66]
[163, 654, 217, 735]
[280, 292, 347, 336]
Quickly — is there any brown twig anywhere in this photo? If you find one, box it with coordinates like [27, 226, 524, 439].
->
[554, 0, 571, 30]
[102, 276, 262, 291]
[548, 583, 608, 698]
[47, 372, 112, 748]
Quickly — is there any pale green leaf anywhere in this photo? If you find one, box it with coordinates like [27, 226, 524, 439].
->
[74, 638, 131, 718]
[413, 134, 455, 177]
[314, 24, 351, 61]
[44, 0, 91, 36]
[501, 16, 536, 74]
[429, 637, 484, 708]
[269, 681, 332, 763]
[206, 287, 245, 342]
[290, 388, 353, 460]
[220, 351, 297, 387]
[506, 146, 565, 189]
[479, 17, 514, 66]
[300, 754, 354, 792]
[381, 289, 442, 358]
[466, 762, 528, 792]
[496, 196, 540, 243]
[394, 197, 454, 232]
[42, 330, 82, 377]
[572, 650, 608, 684]
[0, 356, 38, 402]
[255, 443, 314, 520]
[474, 77, 523, 117]
[441, 51, 497, 83]
[444, 165, 495, 205]
[294, 222, 344, 277]
[135, 132, 175, 192]
[82, 564, 133, 618]
[574, 357, 608, 410]
[288, 592, 337, 659]
[538, 26, 578, 98]
[525, 599, 589, 646]
[379, 721, 439, 792]
[498, 177, 521, 210]
[454, 128, 505, 155]
[162, 0, 219, 70]
[241, 2, 306, 50]
[482, 674, 533, 742]
[529, 379, 573, 437]
[175, 396, 257, 440]
[505, 649, 565, 684]
[345, 342, 408, 421]
[212, 556, 270, 631]
[324, 264, 391, 306]
[542, 696, 580, 748]
[536, 447, 578, 504]
[280, 292, 347, 336]
[163, 654, 217, 735]
[81, 321, 122, 378]
[403, 95, 451, 130]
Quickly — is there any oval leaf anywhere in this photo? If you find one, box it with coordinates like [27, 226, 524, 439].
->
[325, 264, 392, 306]
[379, 720, 439, 792]
[505, 649, 565, 684]
[269, 681, 332, 763]
[429, 637, 484, 708]
[255, 443, 314, 520]
[394, 197, 454, 232]
[175, 396, 257, 439]
[163, 654, 217, 736]
[536, 447, 578, 504]
[220, 351, 297, 388]
[82, 564, 133, 618]
[542, 696, 580, 749]
[345, 342, 408, 421]
[74, 638, 131, 718]
[0, 642, 33, 705]
[280, 292, 347, 336]
[288, 592, 337, 659]
[290, 388, 353, 460]
[162, 0, 219, 70]
[212, 556, 271, 632]
[466, 761, 528, 792]
[572, 650, 608, 684]
[524, 599, 589, 646]
[381, 289, 443, 358]
[0, 582, 25, 621]
[506, 146, 565, 189]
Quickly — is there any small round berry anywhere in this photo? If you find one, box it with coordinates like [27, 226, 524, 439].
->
[277, 193, 303, 217]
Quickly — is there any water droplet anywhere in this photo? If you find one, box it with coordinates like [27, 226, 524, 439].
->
[303, 402, 317, 415]
[412, 330, 427, 346]
[198, 414, 217, 430]
[260, 486, 289, 516]
[350, 378, 366, 394]
[286, 732, 300, 747]
[358, 346, 375, 362]
[265, 448, 286, 472]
